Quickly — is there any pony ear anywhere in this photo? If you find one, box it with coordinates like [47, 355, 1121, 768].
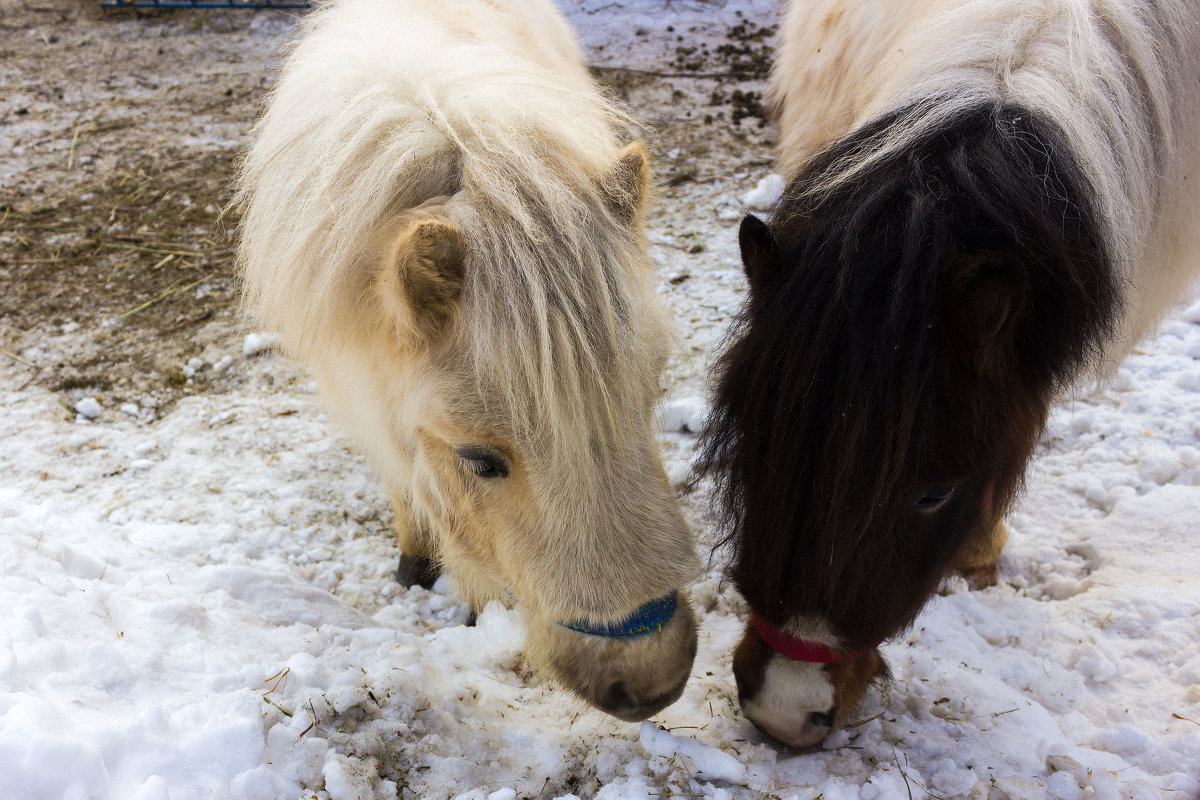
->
[739, 214, 782, 290]
[377, 218, 466, 342]
[600, 142, 651, 223]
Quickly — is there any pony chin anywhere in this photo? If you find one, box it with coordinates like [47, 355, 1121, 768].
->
[526, 597, 698, 722]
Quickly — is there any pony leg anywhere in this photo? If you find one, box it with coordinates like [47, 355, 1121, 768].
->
[953, 520, 1008, 589]
[391, 496, 441, 589]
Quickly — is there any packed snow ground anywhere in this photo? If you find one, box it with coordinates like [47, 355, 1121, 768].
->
[3, 2, 1200, 799]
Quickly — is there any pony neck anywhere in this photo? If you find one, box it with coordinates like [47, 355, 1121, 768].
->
[752, 614, 880, 664]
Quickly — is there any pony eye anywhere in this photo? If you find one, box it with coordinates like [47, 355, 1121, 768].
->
[455, 446, 509, 479]
[914, 484, 956, 510]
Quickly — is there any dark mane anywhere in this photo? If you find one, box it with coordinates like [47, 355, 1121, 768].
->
[696, 99, 1120, 647]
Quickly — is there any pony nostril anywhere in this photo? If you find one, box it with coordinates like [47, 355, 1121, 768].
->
[810, 708, 835, 728]
[599, 681, 634, 713]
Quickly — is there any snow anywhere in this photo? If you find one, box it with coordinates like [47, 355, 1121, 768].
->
[740, 173, 785, 211]
[74, 396, 101, 420]
[3, 0, 1200, 798]
[241, 332, 281, 358]
[639, 722, 746, 783]
[657, 396, 707, 435]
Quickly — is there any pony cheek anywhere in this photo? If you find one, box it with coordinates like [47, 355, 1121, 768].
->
[731, 619, 772, 707]
[825, 648, 889, 725]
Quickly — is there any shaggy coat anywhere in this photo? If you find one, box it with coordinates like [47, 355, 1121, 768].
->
[237, 0, 699, 722]
[698, 0, 1200, 747]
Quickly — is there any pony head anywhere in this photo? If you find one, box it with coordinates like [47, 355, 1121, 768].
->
[240, 112, 701, 719]
[698, 100, 1117, 747]
[370, 142, 700, 720]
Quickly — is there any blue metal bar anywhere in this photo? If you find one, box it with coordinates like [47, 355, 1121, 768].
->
[101, 0, 312, 8]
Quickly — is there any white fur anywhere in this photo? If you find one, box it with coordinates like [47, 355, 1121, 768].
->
[743, 615, 843, 748]
[742, 657, 835, 750]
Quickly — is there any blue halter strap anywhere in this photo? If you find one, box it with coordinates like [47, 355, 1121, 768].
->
[559, 591, 678, 638]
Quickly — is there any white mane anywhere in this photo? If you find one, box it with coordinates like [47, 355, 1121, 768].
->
[236, 0, 668, 455]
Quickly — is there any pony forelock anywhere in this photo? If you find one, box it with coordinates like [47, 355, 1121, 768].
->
[453, 144, 667, 458]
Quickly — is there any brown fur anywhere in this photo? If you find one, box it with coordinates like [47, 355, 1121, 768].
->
[825, 650, 889, 726]
[702, 0, 1200, 748]
[953, 520, 1010, 588]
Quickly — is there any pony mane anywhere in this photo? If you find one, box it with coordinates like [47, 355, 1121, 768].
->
[451, 135, 668, 457]
[697, 98, 1120, 645]
[770, 0, 1199, 351]
[236, 0, 666, 458]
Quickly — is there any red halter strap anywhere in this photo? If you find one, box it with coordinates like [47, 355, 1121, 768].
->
[752, 614, 880, 664]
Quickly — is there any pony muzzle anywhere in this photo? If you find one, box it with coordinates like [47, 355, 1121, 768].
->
[534, 591, 698, 723]
[734, 616, 887, 749]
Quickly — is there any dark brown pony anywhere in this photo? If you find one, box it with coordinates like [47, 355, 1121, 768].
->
[697, 0, 1200, 749]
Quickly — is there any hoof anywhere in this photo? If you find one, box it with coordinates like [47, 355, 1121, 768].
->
[395, 553, 440, 589]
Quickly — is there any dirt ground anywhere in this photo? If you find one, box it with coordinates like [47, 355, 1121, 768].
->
[0, 0, 775, 420]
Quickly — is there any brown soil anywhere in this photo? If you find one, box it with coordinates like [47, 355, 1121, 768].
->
[0, 1, 287, 415]
[0, 0, 774, 417]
